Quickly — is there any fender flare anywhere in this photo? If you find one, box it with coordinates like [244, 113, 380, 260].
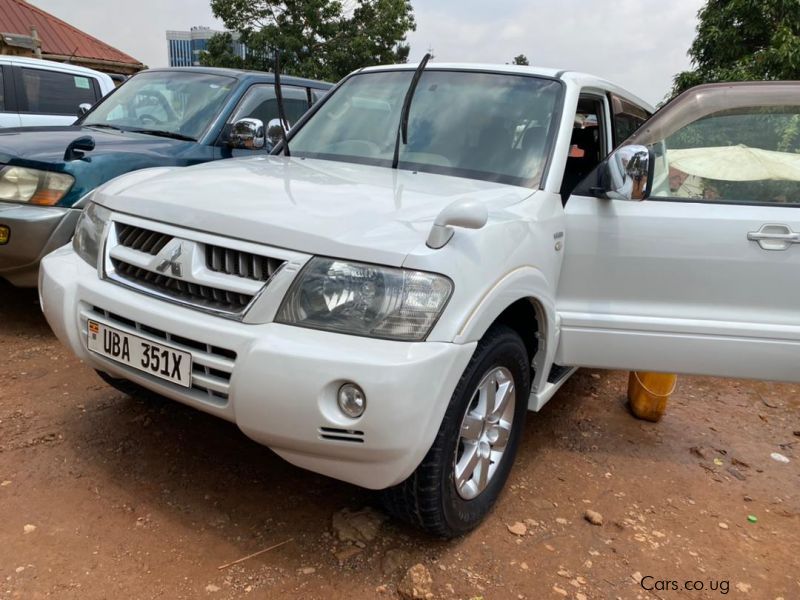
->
[449, 267, 558, 393]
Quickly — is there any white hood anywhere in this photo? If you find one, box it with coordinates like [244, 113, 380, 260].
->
[95, 156, 534, 266]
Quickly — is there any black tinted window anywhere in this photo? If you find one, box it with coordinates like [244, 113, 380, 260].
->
[20, 68, 98, 115]
[610, 94, 650, 146]
[613, 114, 645, 143]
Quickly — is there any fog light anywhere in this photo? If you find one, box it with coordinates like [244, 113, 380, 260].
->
[0, 225, 8, 245]
[338, 383, 366, 418]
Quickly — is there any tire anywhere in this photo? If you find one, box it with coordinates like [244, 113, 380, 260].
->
[94, 369, 156, 400]
[382, 325, 531, 537]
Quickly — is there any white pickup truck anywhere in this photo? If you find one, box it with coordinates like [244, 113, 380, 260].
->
[39, 63, 800, 537]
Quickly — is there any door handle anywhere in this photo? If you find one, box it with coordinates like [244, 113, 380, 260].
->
[747, 224, 800, 251]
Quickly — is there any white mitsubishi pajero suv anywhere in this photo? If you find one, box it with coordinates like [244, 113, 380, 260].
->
[40, 63, 800, 537]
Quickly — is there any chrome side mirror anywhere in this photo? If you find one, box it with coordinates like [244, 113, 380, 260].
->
[229, 118, 265, 150]
[78, 103, 92, 117]
[266, 118, 288, 151]
[606, 144, 651, 201]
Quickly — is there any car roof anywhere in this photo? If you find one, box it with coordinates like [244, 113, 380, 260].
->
[0, 54, 108, 76]
[360, 62, 563, 79]
[141, 66, 332, 89]
[357, 62, 654, 113]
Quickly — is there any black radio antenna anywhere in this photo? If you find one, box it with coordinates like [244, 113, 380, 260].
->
[274, 49, 291, 156]
[391, 53, 431, 169]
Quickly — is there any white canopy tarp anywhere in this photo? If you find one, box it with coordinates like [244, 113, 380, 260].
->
[668, 145, 800, 182]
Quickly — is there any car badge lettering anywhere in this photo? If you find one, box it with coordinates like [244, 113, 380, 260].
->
[156, 244, 183, 278]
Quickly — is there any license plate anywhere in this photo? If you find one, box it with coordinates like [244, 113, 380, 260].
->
[87, 320, 193, 388]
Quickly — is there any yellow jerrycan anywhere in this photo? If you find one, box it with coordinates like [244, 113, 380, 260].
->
[627, 372, 677, 422]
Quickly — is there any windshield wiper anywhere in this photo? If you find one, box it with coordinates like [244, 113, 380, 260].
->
[84, 123, 123, 131]
[127, 129, 196, 142]
[391, 53, 432, 169]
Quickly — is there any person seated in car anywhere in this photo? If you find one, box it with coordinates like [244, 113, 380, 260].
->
[669, 166, 706, 198]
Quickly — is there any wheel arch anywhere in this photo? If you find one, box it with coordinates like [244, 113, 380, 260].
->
[492, 298, 544, 366]
[452, 267, 557, 394]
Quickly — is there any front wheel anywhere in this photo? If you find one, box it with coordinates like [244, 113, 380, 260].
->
[382, 325, 531, 537]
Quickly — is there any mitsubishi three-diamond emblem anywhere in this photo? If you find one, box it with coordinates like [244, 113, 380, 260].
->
[156, 242, 184, 278]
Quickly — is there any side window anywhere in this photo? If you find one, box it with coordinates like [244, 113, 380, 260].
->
[310, 88, 327, 104]
[229, 84, 310, 128]
[609, 94, 650, 147]
[0, 69, 5, 111]
[20, 68, 98, 115]
[650, 106, 800, 205]
[561, 95, 609, 199]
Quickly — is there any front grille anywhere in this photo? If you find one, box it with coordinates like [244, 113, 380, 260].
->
[111, 258, 253, 312]
[87, 306, 237, 405]
[117, 224, 171, 256]
[106, 221, 288, 317]
[206, 244, 284, 282]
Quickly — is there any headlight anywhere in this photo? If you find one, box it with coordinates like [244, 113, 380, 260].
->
[276, 257, 453, 341]
[0, 166, 74, 205]
[73, 202, 111, 267]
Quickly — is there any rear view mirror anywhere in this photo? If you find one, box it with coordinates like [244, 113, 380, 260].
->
[229, 118, 265, 150]
[266, 118, 288, 151]
[605, 144, 652, 201]
[77, 103, 93, 117]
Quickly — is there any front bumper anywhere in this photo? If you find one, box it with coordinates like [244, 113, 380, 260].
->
[0, 202, 80, 287]
[40, 247, 476, 489]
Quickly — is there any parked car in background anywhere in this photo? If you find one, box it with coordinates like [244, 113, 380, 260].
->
[44, 66, 799, 537]
[0, 56, 115, 127]
[0, 67, 331, 286]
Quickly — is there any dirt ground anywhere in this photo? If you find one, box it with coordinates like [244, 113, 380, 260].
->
[1, 280, 798, 600]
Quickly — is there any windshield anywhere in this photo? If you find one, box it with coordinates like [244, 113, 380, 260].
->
[81, 71, 236, 140]
[288, 70, 562, 187]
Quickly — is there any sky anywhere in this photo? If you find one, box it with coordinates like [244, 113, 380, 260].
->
[32, 0, 705, 105]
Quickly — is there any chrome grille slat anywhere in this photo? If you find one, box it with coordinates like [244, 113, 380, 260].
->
[140, 231, 158, 254]
[117, 224, 173, 256]
[117, 224, 134, 245]
[225, 249, 234, 275]
[205, 243, 285, 283]
[111, 258, 254, 313]
[130, 228, 147, 249]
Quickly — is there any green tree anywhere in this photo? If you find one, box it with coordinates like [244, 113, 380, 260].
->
[203, 0, 416, 81]
[200, 32, 247, 68]
[671, 0, 800, 97]
[511, 54, 530, 66]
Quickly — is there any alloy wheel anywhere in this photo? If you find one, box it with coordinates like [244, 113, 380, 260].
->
[453, 366, 516, 500]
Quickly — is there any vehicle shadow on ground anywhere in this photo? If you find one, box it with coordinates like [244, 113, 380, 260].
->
[61, 368, 648, 553]
[540, 367, 711, 446]
[0, 281, 50, 336]
[67, 386, 374, 536]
